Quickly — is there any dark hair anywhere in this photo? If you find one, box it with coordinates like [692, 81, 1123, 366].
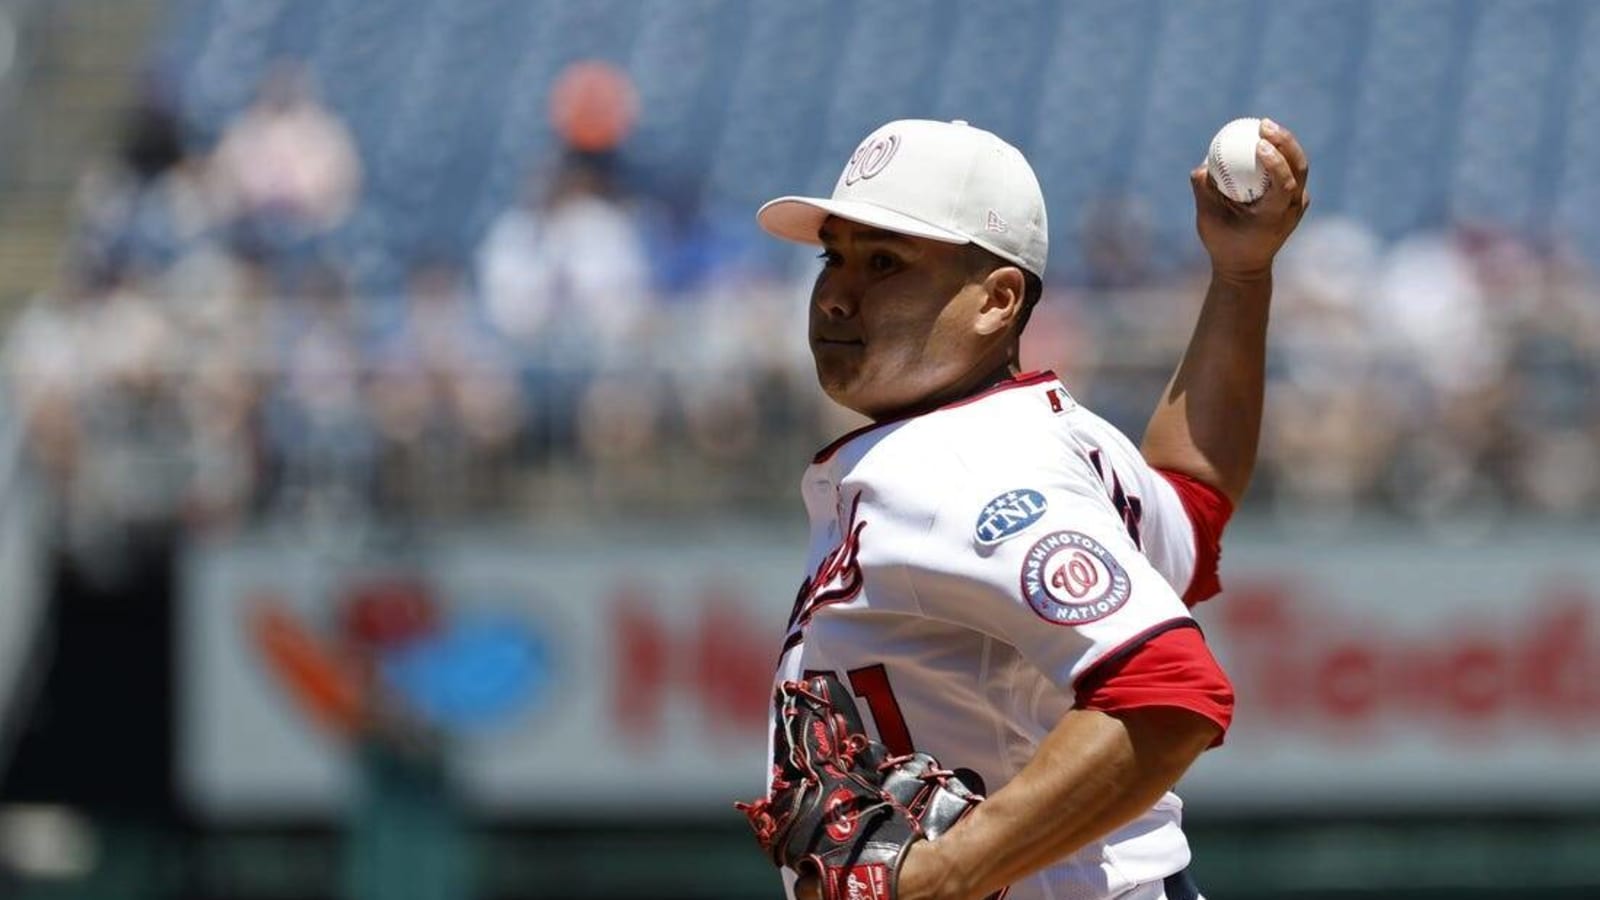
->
[966, 245, 1045, 335]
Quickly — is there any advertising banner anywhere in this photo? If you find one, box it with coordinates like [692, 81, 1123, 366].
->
[180, 523, 1600, 820]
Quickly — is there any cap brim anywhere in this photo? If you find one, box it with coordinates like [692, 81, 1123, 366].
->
[756, 196, 971, 247]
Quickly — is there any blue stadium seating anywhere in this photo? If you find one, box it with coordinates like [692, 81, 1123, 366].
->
[154, 0, 1600, 284]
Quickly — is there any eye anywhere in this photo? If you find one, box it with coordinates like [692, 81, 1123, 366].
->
[817, 250, 842, 268]
[868, 252, 899, 274]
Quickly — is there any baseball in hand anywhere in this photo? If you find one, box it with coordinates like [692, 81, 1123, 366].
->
[1207, 117, 1270, 204]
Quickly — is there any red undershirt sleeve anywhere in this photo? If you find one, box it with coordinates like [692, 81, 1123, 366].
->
[1074, 621, 1234, 747]
[1154, 469, 1234, 607]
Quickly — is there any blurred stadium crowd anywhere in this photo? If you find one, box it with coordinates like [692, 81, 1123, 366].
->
[3, 69, 822, 564]
[2, 0, 1599, 573]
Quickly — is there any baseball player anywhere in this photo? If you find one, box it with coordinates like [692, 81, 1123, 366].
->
[738, 118, 1309, 900]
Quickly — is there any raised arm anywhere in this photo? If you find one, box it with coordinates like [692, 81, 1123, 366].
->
[1140, 119, 1311, 506]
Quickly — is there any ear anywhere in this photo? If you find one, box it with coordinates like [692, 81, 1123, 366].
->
[973, 265, 1025, 337]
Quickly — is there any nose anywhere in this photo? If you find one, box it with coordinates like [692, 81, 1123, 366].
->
[812, 271, 858, 321]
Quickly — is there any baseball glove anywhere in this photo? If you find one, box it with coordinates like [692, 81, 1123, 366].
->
[736, 674, 990, 900]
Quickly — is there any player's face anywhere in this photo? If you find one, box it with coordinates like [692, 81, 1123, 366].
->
[810, 218, 1010, 421]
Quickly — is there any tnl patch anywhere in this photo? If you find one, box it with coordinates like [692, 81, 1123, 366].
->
[975, 489, 1049, 546]
[1019, 531, 1131, 625]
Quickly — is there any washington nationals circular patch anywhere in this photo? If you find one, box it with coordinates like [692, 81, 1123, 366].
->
[1019, 531, 1131, 625]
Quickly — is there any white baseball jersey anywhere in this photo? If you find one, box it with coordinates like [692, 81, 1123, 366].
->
[771, 371, 1219, 900]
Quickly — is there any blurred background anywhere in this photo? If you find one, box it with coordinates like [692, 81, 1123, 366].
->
[0, 0, 1598, 897]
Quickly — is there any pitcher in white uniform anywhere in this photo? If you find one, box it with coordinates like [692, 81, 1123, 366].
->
[754, 117, 1310, 900]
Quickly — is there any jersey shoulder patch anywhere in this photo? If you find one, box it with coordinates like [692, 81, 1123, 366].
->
[1018, 530, 1132, 625]
[973, 488, 1049, 546]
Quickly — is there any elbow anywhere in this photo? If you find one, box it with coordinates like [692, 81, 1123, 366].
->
[1075, 621, 1236, 779]
[1162, 461, 1246, 508]
[1113, 706, 1223, 777]
[1140, 433, 1251, 507]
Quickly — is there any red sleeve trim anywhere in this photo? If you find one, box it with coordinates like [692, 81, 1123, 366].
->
[1154, 469, 1234, 607]
[1076, 620, 1234, 747]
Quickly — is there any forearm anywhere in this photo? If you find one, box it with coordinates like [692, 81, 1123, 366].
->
[912, 707, 1220, 900]
[1140, 272, 1273, 505]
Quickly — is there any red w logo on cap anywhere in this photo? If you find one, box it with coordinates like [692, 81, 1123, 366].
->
[843, 135, 900, 185]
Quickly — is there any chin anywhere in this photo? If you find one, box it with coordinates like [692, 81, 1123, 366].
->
[812, 351, 857, 392]
[820, 379, 901, 421]
[814, 367, 871, 416]
[812, 354, 911, 420]
[815, 373, 859, 408]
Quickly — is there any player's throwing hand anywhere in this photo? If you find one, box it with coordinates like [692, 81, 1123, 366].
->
[1192, 117, 1310, 284]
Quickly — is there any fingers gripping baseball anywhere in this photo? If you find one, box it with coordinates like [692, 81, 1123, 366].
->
[1194, 117, 1311, 281]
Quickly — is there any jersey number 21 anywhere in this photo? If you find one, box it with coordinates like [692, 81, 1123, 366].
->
[805, 663, 914, 756]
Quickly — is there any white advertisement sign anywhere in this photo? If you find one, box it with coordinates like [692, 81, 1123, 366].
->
[1188, 531, 1600, 813]
[181, 525, 800, 821]
[180, 524, 1600, 821]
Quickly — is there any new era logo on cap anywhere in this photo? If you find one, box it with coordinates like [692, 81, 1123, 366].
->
[756, 118, 1049, 277]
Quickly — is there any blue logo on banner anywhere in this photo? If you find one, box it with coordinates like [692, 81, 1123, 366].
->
[382, 612, 550, 732]
[974, 489, 1049, 546]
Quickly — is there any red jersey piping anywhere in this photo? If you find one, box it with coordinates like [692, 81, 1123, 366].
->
[811, 370, 1060, 464]
[1072, 617, 1199, 695]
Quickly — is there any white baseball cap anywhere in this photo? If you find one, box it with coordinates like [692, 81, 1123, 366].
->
[758, 118, 1048, 276]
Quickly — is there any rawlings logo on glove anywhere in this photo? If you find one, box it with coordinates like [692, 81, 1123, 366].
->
[736, 674, 995, 900]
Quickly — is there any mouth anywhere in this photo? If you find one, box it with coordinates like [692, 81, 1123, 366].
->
[812, 336, 864, 349]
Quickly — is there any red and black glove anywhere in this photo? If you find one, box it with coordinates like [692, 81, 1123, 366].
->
[737, 674, 994, 900]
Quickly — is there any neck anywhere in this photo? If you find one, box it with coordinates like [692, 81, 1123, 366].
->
[867, 360, 1022, 423]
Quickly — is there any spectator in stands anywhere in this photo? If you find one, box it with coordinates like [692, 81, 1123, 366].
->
[1253, 217, 1391, 525]
[55, 267, 194, 581]
[1503, 242, 1600, 516]
[170, 247, 273, 531]
[261, 259, 377, 524]
[369, 259, 523, 516]
[1, 264, 191, 829]
[1371, 227, 1509, 526]
[72, 97, 226, 278]
[211, 60, 362, 252]
[477, 153, 654, 474]
[5, 271, 102, 495]
[476, 154, 651, 363]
